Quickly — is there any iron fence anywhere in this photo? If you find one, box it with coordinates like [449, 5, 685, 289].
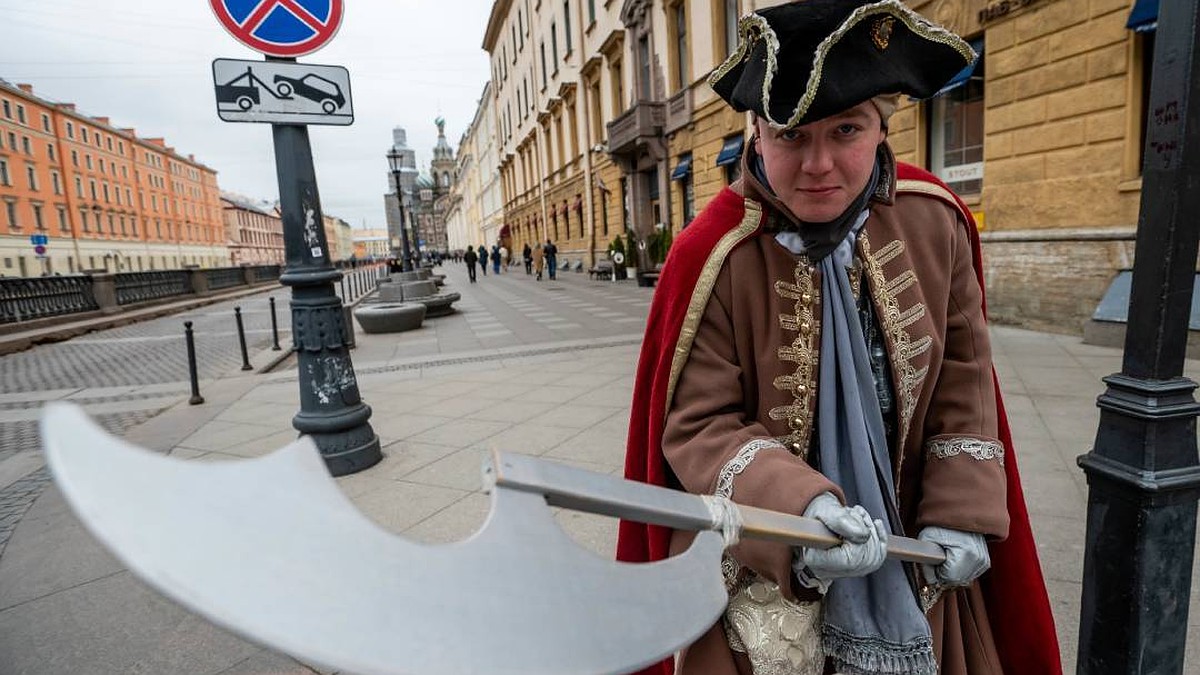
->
[205, 267, 246, 290]
[0, 275, 98, 324]
[115, 271, 191, 306]
[251, 264, 281, 283]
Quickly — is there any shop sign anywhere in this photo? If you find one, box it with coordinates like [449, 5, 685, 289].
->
[978, 0, 1044, 24]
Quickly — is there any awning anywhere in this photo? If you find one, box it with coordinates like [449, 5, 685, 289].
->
[670, 155, 692, 180]
[573, 195, 583, 210]
[715, 136, 744, 167]
[934, 38, 985, 97]
[1127, 0, 1158, 32]
[499, 224, 510, 237]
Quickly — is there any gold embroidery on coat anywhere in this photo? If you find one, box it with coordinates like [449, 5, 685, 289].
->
[665, 201, 764, 417]
[859, 233, 930, 460]
[770, 259, 820, 458]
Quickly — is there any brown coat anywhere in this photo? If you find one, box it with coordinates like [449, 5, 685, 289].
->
[661, 168, 1008, 675]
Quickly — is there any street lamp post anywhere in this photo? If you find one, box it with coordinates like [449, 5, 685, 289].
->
[271, 121, 381, 477]
[1076, 1, 1200, 672]
[386, 148, 415, 273]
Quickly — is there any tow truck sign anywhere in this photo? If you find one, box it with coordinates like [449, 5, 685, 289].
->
[212, 58, 352, 125]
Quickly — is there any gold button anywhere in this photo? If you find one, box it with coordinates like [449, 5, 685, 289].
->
[800, 322, 811, 336]
[792, 417, 804, 427]
[801, 292, 813, 305]
[795, 384, 807, 396]
[790, 442, 803, 454]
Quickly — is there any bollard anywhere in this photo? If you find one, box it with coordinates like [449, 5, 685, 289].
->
[184, 321, 204, 405]
[269, 296, 281, 351]
[234, 306, 252, 371]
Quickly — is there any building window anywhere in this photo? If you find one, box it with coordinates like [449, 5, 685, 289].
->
[542, 44, 549, 89]
[47, 143, 55, 161]
[610, 55, 624, 116]
[588, 79, 604, 143]
[71, 149, 78, 166]
[41, 113, 50, 132]
[926, 41, 984, 196]
[33, 204, 44, 231]
[563, 0, 572, 55]
[671, 2, 689, 91]
[716, 134, 745, 184]
[22, 136, 31, 155]
[51, 171, 61, 195]
[80, 208, 89, 232]
[103, 183, 110, 202]
[57, 206, 68, 233]
[672, 153, 695, 226]
[0, 159, 9, 186]
[588, 0, 595, 24]
[5, 200, 17, 230]
[86, 154, 93, 170]
[638, 36, 652, 100]
[551, 23, 559, 73]
[90, 180, 97, 200]
[6, 132, 14, 152]
[108, 213, 115, 234]
[1, 100, 9, 119]
[25, 164, 37, 191]
[81, 127, 89, 143]
[16, 105, 26, 125]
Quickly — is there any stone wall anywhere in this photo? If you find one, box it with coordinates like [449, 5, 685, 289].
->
[980, 229, 1135, 333]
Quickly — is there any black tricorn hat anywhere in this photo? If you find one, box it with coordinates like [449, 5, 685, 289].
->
[709, 0, 976, 129]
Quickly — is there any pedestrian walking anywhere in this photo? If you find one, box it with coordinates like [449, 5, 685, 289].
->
[523, 243, 533, 275]
[545, 239, 558, 280]
[491, 245, 502, 275]
[532, 243, 545, 281]
[462, 246, 478, 283]
[617, 2, 1059, 675]
[477, 244, 488, 276]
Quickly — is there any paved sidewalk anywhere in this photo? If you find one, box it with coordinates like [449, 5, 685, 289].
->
[0, 263, 1197, 674]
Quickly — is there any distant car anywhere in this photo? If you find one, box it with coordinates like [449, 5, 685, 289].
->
[273, 74, 346, 114]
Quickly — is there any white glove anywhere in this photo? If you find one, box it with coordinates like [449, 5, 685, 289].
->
[917, 526, 990, 587]
[793, 492, 888, 583]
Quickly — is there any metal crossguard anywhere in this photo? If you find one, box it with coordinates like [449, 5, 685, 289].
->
[40, 403, 944, 675]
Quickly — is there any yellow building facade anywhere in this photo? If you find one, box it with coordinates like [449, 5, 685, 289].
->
[477, 0, 1159, 330]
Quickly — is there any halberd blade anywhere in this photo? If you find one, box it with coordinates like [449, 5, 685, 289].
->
[40, 403, 727, 675]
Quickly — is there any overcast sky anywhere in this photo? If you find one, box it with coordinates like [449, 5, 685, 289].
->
[0, 0, 494, 229]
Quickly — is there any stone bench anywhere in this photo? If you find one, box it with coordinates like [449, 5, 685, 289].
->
[353, 303, 426, 333]
[588, 261, 614, 280]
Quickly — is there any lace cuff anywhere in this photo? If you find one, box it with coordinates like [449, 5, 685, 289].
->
[925, 437, 1005, 467]
[715, 438, 786, 499]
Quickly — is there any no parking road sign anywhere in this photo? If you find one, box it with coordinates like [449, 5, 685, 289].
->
[210, 0, 343, 57]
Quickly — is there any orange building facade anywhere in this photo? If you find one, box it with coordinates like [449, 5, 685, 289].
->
[0, 81, 226, 277]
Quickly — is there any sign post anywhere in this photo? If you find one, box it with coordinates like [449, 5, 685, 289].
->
[1077, 0, 1200, 671]
[210, 0, 380, 476]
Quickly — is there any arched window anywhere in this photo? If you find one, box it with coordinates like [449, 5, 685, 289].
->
[442, 171, 450, 186]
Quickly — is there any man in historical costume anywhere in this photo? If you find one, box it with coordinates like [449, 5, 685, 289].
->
[617, 1, 1061, 674]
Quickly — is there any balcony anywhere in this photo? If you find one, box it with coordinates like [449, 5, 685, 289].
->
[665, 88, 693, 134]
[606, 100, 665, 157]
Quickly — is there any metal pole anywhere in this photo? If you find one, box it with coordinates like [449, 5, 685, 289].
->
[234, 306, 252, 371]
[340, 276, 347, 301]
[269, 296, 281, 351]
[1077, 2, 1200, 672]
[184, 321, 204, 405]
[391, 169, 414, 273]
[271, 114, 380, 476]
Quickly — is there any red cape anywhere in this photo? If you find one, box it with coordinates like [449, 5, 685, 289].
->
[616, 164, 1062, 675]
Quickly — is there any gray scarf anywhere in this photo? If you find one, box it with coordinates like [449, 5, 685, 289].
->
[811, 221, 935, 675]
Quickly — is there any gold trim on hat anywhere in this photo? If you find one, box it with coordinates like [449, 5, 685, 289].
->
[710, 0, 976, 130]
